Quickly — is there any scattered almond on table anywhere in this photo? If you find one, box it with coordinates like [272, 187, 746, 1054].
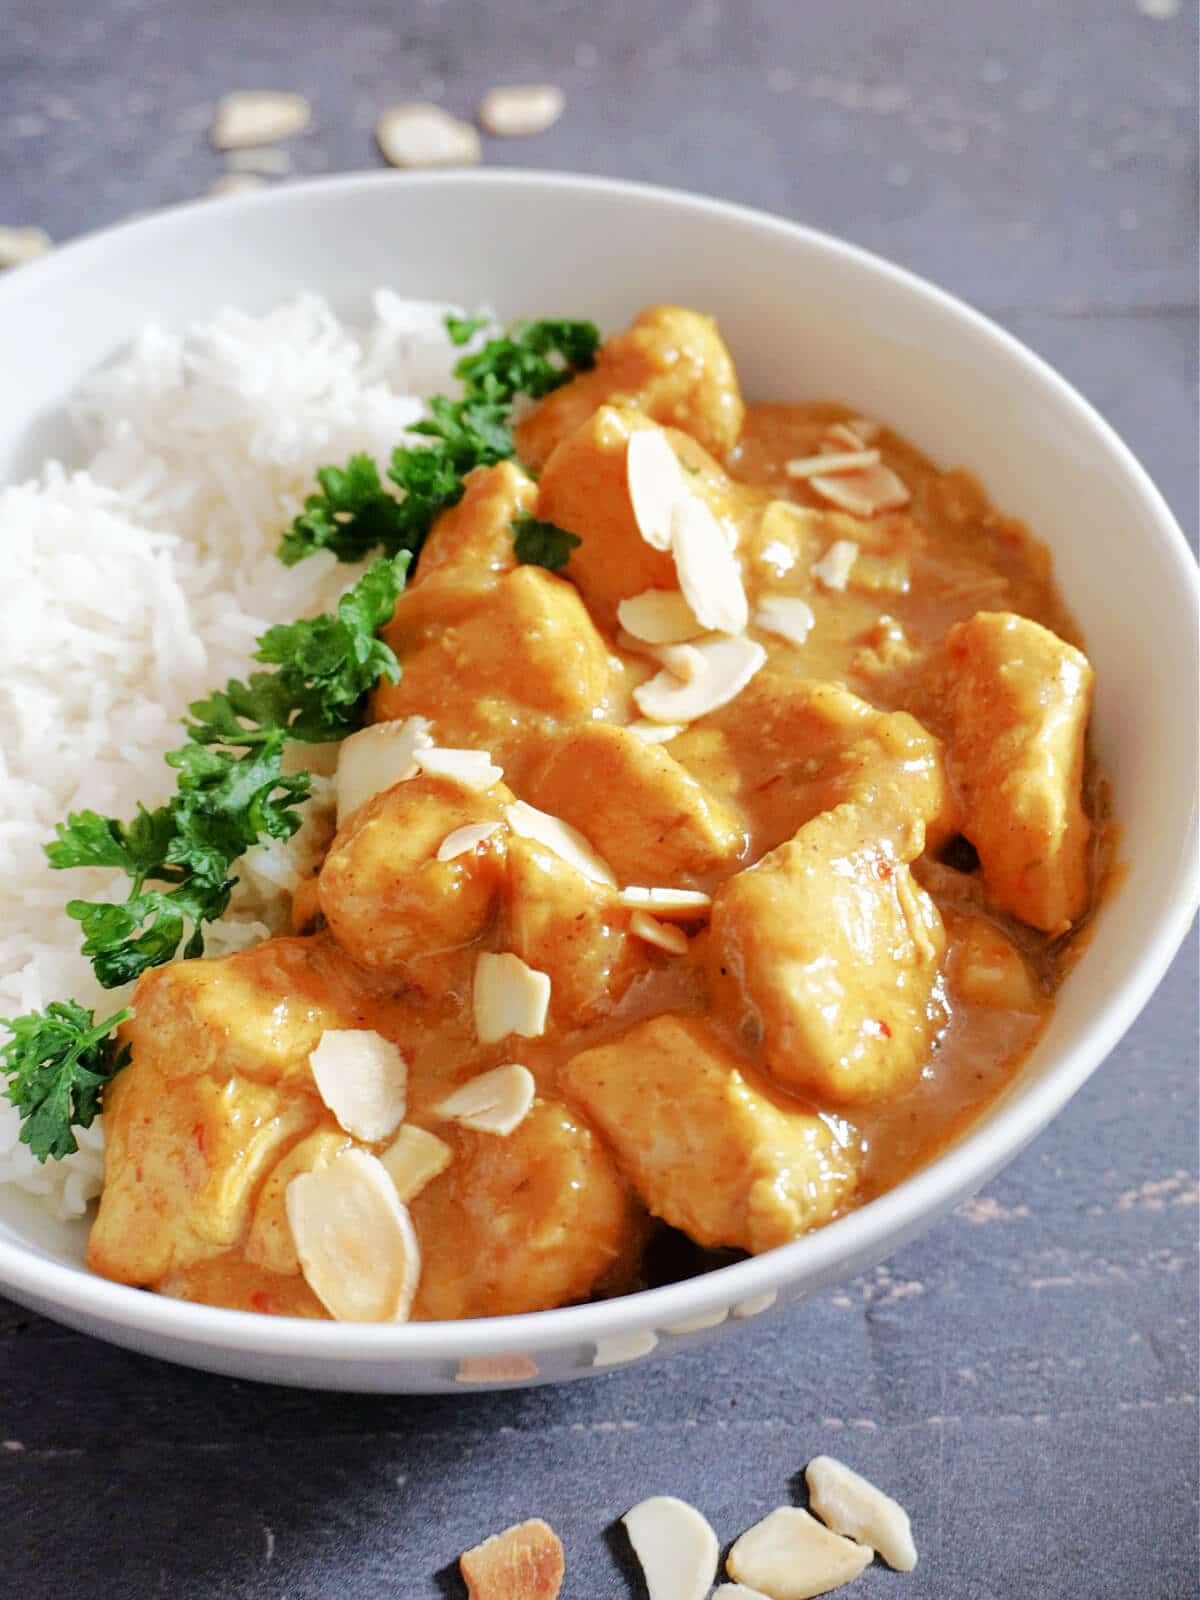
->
[479, 84, 565, 138]
[210, 90, 311, 150]
[376, 101, 481, 169]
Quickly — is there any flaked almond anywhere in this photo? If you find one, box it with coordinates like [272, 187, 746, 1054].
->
[812, 540, 859, 592]
[378, 1124, 452, 1202]
[786, 448, 880, 480]
[211, 90, 311, 150]
[226, 144, 293, 175]
[377, 102, 481, 169]
[627, 428, 691, 550]
[617, 629, 707, 683]
[755, 594, 816, 647]
[207, 173, 267, 198]
[503, 800, 616, 886]
[479, 83, 565, 137]
[308, 1029, 407, 1142]
[727, 1507, 873, 1600]
[460, 1517, 565, 1600]
[592, 1328, 659, 1366]
[732, 1289, 778, 1318]
[823, 421, 871, 451]
[437, 820, 503, 861]
[671, 496, 749, 635]
[285, 1148, 420, 1322]
[630, 910, 689, 955]
[473, 953, 551, 1043]
[633, 634, 766, 723]
[618, 886, 712, 918]
[626, 719, 687, 744]
[846, 416, 881, 443]
[617, 588, 704, 644]
[414, 745, 504, 791]
[0, 225, 52, 268]
[336, 716, 433, 824]
[623, 1496, 720, 1600]
[811, 462, 910, 517]
[436, 1062, 536, 1135]
[806, 1455, 917, 1573]
[455, 1355, 541, 1385]
[714, 1587, 772, 1599]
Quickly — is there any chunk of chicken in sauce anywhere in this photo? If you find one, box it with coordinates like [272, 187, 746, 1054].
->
[88, 302, 1105, 1322]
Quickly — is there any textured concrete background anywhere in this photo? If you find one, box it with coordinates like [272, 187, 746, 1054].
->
[2, 1, 1197, 1595]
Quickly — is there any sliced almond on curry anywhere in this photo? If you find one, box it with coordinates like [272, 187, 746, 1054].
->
[845, 416, 881, 444]
[460, 1517, 565, 1600]
[626, 718, 687, 744]
[671, 495, 749, 635]
[503, 800, 616, 886]
[414, 745, 504, 791]
[755, 594, 816, 647]
[823, 421, 872, 451]
[473, 953, 552, 1043]
[617, 629, 707, 683]
[633, 634, 766, 723]
[630, 909, 690, 954]
[786, 448, 881, 480]
[335, 715, 433, 824]
[436, 820, 503, 861]
[435, 1062, 536, 1135]
[618, 886, 712, 918]
[378, 1124, 452, 1202]
[805, 1455, 917, 1572]
[811, 463, 910, 517]
[627, 428, 691, 550]
[811, 540, 859, 592]
[308, 1029, 408, 1142]
[285, 1148, 420, 1322]
[623, 1495, 720, 1600]
[726, 1507, 873, 1600]
[617, 587, 704, 644]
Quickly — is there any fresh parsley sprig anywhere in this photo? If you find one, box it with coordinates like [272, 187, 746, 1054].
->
[276, 315, 599, 568]
[510, 512, 581, 573]
[1, 1002, 132, 1161]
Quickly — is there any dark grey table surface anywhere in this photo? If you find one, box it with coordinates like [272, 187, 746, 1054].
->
[3, 2, 1197, 1595]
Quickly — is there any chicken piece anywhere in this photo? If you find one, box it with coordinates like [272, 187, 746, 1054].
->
[371, 564, 618, 775]
[943, 911, 1045, 1014]
[87, 1060, 319, 1284]
[561, 1014, 859, 1252]
[506, 836, 648, 1024]
[525, 722, 747, 885]
[409, 1099, 638, 1319]
[410, 460, 532, 595]
[319, 772, 509, 984]
[672, 672, 956, 858]
[244, 1124, 353, 1276]
[516, 304, 745, 471]
[117, 936, 367, 1090]
[940, 611, 1094, 934]
[535, 404, 756, 630]
[708, 803, 947, 1104]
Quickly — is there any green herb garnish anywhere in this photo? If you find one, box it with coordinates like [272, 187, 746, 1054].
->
[1, 1002, 132, 1161]
[276, 315, 599, 568]
[511, 511, 582, 572]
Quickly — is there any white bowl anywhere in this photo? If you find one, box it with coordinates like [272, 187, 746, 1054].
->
[0, 171, 1195, 1392]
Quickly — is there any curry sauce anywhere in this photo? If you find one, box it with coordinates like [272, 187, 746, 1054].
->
[87, 305, 1103, 1321]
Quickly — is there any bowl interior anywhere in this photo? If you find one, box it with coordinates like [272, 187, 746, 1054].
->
[0, 171, 1194, 1381]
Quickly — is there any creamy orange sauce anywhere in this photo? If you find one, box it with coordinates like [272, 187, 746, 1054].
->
[86, 305, 1104, 1320]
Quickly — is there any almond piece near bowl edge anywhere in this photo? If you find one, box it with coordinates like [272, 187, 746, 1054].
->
[460, 1516, 565, 1600]
[805, 1454, 917, 1572]
[726, 1506, 873, 1600]
[623, 1495, 720, 1600]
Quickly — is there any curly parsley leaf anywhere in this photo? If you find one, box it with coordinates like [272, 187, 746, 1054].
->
[277, 455, 407, 568]
[45, 804, 178, 882]
[1, 1001, 132, 1161]
[445, 314, 490, 347]
[511, 511, 582, 572]
[277, 315, 600, 567]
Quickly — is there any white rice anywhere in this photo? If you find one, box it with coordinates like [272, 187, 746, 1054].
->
[0, 289, 478, 1217]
